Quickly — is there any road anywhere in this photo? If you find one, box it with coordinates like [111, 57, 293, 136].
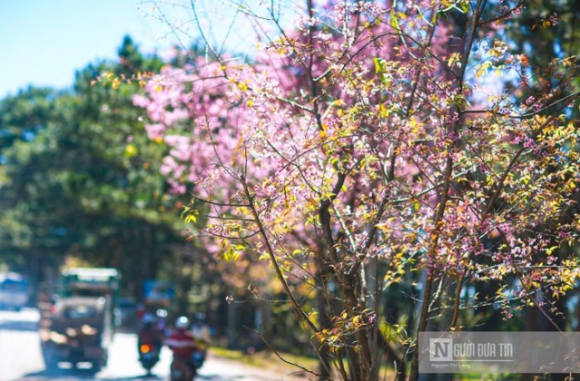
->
[0, 309, 304, 381]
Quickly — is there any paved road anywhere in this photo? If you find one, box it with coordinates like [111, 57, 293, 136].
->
[0, 309, 304, 381]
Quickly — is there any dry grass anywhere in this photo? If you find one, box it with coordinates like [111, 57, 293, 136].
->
[209, 346, 319, 379]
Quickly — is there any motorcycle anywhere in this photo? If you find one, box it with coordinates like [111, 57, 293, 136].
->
[170, 357, 193, 381]
[138, 342, 160, 374]
[169, 350, 205, 381]
[192, 350, 205, 369]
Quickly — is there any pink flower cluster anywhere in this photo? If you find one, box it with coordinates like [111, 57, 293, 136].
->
[134, 0, 580, 313]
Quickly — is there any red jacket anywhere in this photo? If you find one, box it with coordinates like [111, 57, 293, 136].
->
[165, 328, 198, 359]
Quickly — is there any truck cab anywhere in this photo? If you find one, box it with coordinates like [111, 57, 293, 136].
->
[38, 267, 120, 372]
[0, 272, 29, 311]
[40, 296, 112, 372]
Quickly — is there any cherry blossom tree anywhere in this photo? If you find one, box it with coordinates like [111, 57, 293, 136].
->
[134, 1, 580, 379]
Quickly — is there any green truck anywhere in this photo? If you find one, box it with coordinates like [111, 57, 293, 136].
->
[39, 268, 120, 372]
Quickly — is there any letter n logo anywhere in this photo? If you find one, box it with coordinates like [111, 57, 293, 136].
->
[430, 338, 452, 361]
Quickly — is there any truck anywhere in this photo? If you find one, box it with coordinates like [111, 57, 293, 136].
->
[38, 267, 120, 372]
[143, 279, 174, 307]
[0, 272, 29, 311]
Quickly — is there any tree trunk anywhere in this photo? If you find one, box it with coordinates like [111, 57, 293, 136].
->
[316, 263, 333, 380]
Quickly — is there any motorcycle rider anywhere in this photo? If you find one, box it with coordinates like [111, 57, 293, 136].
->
[191, 313, 211, 345]
[190, 312, 211, 359]
[155, 308, 170, 336]
[166, 316, 200, 375]
[138, 313, 164, 354]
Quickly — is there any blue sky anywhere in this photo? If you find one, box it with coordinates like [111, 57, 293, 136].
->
[0, 1, 301, 98]
[0, 1, 174, 97]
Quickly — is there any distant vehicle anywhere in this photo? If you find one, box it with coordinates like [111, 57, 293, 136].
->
[143, 280, 175, 308]
[40, 296, 112, 372]
[139, 341, 161, 373]
[114, 297, 137, 328]
[170, 357, 195, 381]
[38, 267, 120, 372]
[60, 267, 120, 301]
[60, 267, 120, 326]
[170, 351, 204, 381]
[0, 272, 29, 311]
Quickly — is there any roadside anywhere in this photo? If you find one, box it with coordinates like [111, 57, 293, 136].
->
[208, 347, 317, 380]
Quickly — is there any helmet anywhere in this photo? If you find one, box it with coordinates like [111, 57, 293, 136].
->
[175, 316, 190, 329]
[141, 313, 155, 324]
